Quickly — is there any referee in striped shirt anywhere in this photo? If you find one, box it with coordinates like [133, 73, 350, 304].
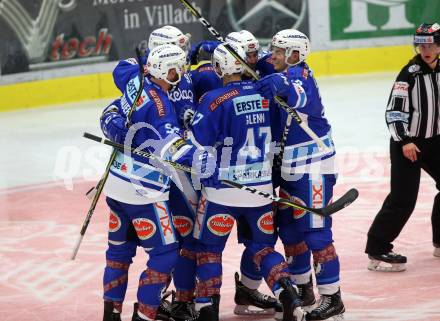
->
[365, 22, 440, 272]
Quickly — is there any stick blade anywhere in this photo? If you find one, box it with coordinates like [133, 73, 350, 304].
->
[321, 188, 359, 216]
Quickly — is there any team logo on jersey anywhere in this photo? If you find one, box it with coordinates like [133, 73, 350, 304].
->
[233, 94, 269, 115]
[257, 212, 274, 234]
[278, 188, 307, 218]
[209, 89, 240, 111]
[132, 218, 157, 240]
[207, 214, 235, 236]
[292, 197, 307, 219]
[109, 211, 121, 232]
[172, 216, 194, 237]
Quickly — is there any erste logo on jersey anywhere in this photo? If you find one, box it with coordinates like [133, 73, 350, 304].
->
[233, 94, 269, 115]
[109, 211, 121, 232]
[207, 214, 235, 236]
[132, 218, 157, 240]
[257, 212, 274, 234]
[172, 216, 193, 237]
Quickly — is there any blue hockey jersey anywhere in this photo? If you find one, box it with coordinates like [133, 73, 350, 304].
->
[104, 74, 194, 205]
[276, 62, 336, 176]
[190, 61, 222, 102]
[256, 52, 276, 78]
[190, 80, 276, 207]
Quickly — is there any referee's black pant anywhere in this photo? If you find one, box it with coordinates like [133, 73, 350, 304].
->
[365, 135, 440, 255]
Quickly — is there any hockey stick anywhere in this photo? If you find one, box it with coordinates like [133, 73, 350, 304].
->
[83, 132, 358, 217]
[70, 48, 145, 260]
[176, 0, 329, 153]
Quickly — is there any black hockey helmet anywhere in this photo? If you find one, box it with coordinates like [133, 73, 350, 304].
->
[414, 23, 440, 45]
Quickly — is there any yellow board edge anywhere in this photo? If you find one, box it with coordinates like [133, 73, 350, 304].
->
[0, 45, 414, 112]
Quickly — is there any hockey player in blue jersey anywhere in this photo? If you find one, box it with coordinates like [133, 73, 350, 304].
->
[225, 30, 276, 80]
[224, 30, 283, 317]
[255, 30, 345, 321]
[110, 25, 202, 321]
[189, 43, 305, 321]
[189, 40, 222, 101]
[100, 44, 212, 321]
[113, 25, 195, 129]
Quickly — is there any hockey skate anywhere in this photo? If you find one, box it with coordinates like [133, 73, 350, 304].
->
[306, 289, 345, 321]
[297, 277, 316, 310]
[195, 295, 220, 321]
[277, 277, 306, 321]
[132, 296, 172, 321]
[233, 272, 282, 316]
[433, 244, 440, 258]
[367, 252, 407, 272]
[103, 301, 122, 321]
[169, 291, 198, 321]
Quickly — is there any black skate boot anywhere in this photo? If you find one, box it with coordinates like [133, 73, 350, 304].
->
[170, 297, 198, 321]
[297, 277, 316, 307]
[103, 301, 122, 321]
[196, 295, 220, 321]
[132, 300, 171, 321]
[277, 277, 305, 321]
[367, 251, 407, 272]
[306, 289, 345, 321]
[233, 272, 282, 315]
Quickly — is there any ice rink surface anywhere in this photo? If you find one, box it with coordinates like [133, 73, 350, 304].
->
[1, 72, 439, 320]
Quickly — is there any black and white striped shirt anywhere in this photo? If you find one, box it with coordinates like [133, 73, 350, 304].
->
[385, 55, 440, 144]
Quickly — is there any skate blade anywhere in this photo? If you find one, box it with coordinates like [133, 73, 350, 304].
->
[368, 259, 406, 272]
[433, 248, 440, 258]
[233, 304, 275, 315]
[293, 307, 306, 321]
[331, 313, 344, 321]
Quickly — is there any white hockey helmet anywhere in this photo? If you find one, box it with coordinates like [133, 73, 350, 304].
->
[271, 29, 310, 65]
[148, 25, 191, 54]
[147, 44, 187, 85]
[225, 30, 260, 54]
[211, 43, 245, 78]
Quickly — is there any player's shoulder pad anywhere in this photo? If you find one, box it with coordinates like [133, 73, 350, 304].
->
[199, 87, 240, 112]
[124, 57, 138, 65]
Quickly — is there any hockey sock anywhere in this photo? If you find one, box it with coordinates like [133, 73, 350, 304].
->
[137, 248, 178, 319]
[252, 247, 290, 293]
[195, 251, 222, 308]
[312, 244, 340, 295]
[284, 242, 312, 284]
[103, 260, 130, 305]
[240, 246, 263, 289]
[173, 246, 197, 301]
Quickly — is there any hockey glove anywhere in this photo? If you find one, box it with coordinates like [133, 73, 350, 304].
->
[100, 100, 128, 144]
[255, 73, 290, 100]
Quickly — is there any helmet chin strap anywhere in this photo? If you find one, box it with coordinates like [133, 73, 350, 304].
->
[165, 73, 181, 86]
